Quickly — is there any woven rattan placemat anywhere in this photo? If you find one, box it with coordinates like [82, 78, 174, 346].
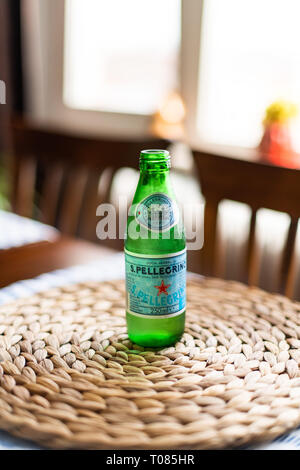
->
[0, 277, 300, 449]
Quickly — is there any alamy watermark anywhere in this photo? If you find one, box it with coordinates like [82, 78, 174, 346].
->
[0, 80, 6, 104]
[96, 196, 204, 250]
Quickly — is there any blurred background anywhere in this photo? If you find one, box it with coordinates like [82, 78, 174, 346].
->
[1, 0, 300, 297]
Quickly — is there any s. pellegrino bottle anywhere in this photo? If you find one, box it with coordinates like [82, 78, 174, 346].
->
[125, 149, 186, 347]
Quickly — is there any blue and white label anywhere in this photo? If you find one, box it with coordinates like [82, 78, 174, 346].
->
[125, 249, 186, 318]
[135, 193, 179, 232]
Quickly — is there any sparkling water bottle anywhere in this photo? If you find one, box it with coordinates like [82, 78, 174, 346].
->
[125, 149, 186, 347]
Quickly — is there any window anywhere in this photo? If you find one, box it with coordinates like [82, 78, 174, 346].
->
[197, 0, 300, 151]
[26, 0, 300, 150]
[22, 0, 199, 137]
[64, 0, 181, 115]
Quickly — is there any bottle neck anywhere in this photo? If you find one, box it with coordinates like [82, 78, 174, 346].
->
[139, 160, 170, 173]
[139, 149, 171, 174]
[138, 164, 172, 196]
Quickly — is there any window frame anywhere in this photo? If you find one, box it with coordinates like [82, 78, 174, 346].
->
[22, 0, 204, 140]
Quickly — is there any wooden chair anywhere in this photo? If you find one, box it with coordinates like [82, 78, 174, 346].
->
[192, 150, 300, 298]
[9, 117, 169, 244]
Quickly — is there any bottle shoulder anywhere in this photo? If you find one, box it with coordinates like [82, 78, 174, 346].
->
[125, 226, 186, 256]
[126, 169, 185, 255]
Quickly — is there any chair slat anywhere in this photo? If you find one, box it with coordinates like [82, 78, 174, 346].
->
[281, 218, 298, 297]
[247, 209, 261, 286]
[13, 156, 36, 218]
[40, 162, 64, 226]
[98, 167, 115, 203]
[214, 207, 226, 279]
[202, 196, 219, 276]
[58, 166, 89, 235]
[78, 170, 102, 241]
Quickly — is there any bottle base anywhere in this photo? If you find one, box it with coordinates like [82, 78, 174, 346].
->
[126, 311, 185, 348]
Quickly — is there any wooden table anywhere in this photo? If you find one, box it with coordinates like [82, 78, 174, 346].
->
[0, 236, 117, 288]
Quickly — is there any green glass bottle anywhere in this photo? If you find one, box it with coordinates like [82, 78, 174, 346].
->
[125, 149, 186, 348]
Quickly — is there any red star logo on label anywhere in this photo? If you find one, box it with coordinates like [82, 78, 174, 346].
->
[154, 280, 171, 296]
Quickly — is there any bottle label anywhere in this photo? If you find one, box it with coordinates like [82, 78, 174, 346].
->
[135, 192, 179, 232]
[125, 249, 186, 318]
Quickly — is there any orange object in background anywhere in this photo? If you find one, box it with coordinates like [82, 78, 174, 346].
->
[259, 121, 300, 169]
[151, 91, 186, 140]
[259, 101, 300, 169]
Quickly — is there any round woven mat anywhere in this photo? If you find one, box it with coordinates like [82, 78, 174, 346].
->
[1, 277, 300, 449]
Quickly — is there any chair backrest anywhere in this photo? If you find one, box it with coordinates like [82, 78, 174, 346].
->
[10, 118, 169, 241]
[193, 150, 300, 298]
